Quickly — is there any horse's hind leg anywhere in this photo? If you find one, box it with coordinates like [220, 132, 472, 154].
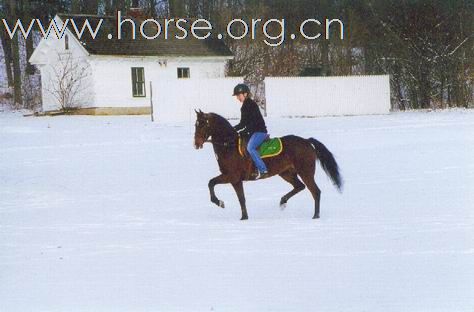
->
[298, 166, 321, 219]
[232, 180, 248, 220]
[279, 170, 305, 209]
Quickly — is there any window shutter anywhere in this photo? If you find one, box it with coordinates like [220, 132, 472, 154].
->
[131, 68, 138, 96]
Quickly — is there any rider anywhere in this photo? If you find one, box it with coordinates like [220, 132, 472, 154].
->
[233, 83, 269, 179]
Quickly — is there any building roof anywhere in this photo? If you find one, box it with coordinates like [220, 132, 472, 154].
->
[57, 14, 233, 58]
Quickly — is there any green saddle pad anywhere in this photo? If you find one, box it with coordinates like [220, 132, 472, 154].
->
[259, 137, 283, 158]
[239, 137, 283, 158]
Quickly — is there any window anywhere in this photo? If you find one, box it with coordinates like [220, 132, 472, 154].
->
[64, 35, 69, 50]
[177, 67, 190, 79]
[131, 67, 146, 97]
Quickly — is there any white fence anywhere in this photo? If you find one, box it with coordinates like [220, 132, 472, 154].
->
[152, 78, 243, 123]
[152, 75, 391, 123]
[265, 75, 391, 117]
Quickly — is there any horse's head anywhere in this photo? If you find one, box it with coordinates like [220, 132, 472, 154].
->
[194, 110, 237, 149]
[194, 109, 212, 149]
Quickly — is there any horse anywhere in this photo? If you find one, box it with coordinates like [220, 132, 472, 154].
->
[193, 110, 343, 220]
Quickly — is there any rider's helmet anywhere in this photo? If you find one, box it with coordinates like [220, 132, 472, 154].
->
[232, 83, 250, 96]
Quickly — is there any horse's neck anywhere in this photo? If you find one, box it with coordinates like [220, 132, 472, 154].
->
[211, 130, 238, 153]
[211, 124, 237, 143]
[211, 131, 237, 146]
[214, 132, 236, 142]
[209, 116, 238, 152]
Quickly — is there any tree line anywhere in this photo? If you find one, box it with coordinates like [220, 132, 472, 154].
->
[0, 0, 473, 109]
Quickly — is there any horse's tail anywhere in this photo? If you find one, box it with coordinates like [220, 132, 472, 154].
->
[308, 138, 343, 192]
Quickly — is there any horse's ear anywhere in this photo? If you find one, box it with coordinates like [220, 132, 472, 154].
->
[194, 109, 199, 115]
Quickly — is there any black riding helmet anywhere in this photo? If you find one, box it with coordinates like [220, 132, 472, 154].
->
[232, 83, 250, 96]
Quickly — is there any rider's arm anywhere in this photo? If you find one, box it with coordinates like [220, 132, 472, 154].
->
[234, 121, 245, 132]
[234, 103, 249, 132]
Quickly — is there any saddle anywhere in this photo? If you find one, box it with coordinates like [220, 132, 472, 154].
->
[238, 134, 283, 159]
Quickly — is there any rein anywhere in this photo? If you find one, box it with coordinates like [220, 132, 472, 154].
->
[205, 136, 238, 147]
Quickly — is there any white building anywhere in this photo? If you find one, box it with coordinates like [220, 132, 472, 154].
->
[29, 14, 233, 115]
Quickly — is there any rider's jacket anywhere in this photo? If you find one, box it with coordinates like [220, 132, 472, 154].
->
[234, 98, 267, 138]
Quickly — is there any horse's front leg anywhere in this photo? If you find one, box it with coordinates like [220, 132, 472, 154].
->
[232, 180, 248, 220]
[208, 174, 233, 208]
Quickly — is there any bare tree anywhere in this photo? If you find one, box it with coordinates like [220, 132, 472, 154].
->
[46, 52, 91, 113]
[0, 26, 14, 88]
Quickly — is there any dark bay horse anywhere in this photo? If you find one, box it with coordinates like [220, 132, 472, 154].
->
[194, 110, 343, 220]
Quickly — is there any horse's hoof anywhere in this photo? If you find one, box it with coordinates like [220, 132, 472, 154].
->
[280, 202, 287, 210]
[312, 214, 320, 219]
[240, 216, 248, 220]
[218, 200, 225, 208]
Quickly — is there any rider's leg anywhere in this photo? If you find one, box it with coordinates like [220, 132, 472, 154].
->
[247, 132, 268, 173]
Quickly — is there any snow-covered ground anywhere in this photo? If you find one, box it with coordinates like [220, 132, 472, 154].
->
[1, 110, 473, 311]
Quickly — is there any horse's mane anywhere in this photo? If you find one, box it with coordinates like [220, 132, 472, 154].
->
[209, 113, 237, 135]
